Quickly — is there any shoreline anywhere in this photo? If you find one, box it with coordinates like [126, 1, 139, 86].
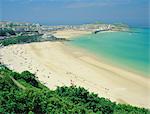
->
[65, 42, 148, 78]
[66, 30, 148, 77]
[0, 30, 150, 108]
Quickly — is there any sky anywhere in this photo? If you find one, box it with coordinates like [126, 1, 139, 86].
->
[0, 0, 149, 27]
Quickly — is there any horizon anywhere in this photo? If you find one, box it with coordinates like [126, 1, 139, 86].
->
[0, 0, 149, 27]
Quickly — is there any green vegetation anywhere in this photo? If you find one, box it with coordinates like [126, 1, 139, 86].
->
[0, 35, 41, 46]
[0, 34, 67, 46]
[0, 65, 149, 114]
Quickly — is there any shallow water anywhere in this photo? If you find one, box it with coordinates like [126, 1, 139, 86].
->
[69, 28, 149, 76]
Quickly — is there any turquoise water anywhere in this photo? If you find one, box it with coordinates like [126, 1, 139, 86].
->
[69, 28, 149, 76]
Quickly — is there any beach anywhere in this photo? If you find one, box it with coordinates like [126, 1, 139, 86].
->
[0, 30, 150, 108]
[52, 29, 91, 39]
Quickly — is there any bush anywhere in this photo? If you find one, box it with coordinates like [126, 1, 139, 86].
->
[0, 65, 149, 114]
[0, 35, 41, 46]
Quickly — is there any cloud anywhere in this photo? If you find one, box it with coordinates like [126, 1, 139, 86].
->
[65, 0, 133, 9]
[66, 2, 108, 8]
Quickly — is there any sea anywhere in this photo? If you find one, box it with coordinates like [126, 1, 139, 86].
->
[69, 28, 149, 77]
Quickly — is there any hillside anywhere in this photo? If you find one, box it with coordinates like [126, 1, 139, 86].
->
[0, 64, 149, 114]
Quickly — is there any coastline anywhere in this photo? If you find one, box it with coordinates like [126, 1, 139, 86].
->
[0, 30, 150, 108]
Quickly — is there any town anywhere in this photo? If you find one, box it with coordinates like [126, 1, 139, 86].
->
[0, 21, 128, 46]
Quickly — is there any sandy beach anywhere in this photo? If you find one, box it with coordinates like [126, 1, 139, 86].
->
[0, 30, 150, 108]
[52, 29, 91, 39]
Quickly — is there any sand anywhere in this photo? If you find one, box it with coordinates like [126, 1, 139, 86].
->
[52, 29, 91, 39]
[0, 30, 150, 108]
